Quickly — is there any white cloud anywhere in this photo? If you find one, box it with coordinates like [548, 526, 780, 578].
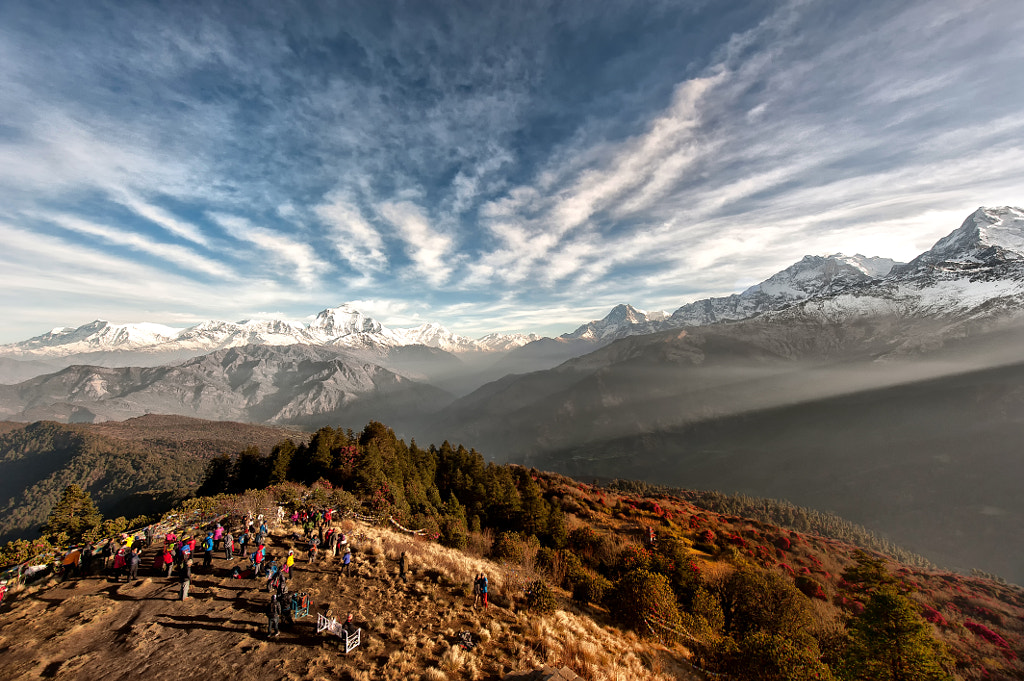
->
[377, 201, 454, 287]
[115, 192, 211, 246]
[314, 193, 388, 271]
[40, 212, 233, 279]
[211, 213, 328, 288]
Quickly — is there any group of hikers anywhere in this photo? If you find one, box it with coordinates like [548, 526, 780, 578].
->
[56, 527, 152, 582]
[30, 502, 497, 653]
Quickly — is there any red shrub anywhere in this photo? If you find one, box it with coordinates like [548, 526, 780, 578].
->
[964, 620, 1013, 650]
[921, 605, 948, 627]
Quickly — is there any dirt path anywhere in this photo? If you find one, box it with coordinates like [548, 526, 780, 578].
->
[0, 528, 521, 681]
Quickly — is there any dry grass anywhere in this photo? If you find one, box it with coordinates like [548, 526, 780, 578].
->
[519, 610, 700, 681]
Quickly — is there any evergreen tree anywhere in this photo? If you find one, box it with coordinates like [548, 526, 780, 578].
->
[267, 439, 297, 484]
[40, 484, 103, 544]
[841, 585, 953, 681]
[197, 454, 233, 497]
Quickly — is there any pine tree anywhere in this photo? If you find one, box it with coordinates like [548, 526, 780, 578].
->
[842, 585, 954, 681]
[40, 484, 103, 544]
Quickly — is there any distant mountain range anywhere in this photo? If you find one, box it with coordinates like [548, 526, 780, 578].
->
[0, 303, 540, 362]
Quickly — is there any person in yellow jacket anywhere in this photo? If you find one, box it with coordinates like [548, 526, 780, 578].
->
[285, 549, 295, 581]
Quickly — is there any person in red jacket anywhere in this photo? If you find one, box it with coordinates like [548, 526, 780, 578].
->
[112, 548, 127, 582]
[253, 544, 265, 577]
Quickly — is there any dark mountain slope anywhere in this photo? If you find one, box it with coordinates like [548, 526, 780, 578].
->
[530, 358, 1024, 583]
[0, 417, 307, 543]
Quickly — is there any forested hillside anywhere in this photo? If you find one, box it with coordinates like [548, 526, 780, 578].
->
[0, 416, 307, 543]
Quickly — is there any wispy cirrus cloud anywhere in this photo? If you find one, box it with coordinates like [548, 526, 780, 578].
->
[377, 201, 455, 287]
[39, 213, 233, 279]
[210, 213, 328, 288]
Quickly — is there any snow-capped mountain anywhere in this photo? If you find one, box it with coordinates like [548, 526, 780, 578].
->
[901, 206, 1024, 270]
[667, 253, 900, 327]
[561, 304, 669, 342]
[0, 303, 535, 360]
[778, 207, 1024, 330]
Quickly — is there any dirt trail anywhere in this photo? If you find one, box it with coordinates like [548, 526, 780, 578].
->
[0, 527, 521, 681]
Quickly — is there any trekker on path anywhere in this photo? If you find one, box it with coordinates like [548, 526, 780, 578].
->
[179, 574, 190, 601]
[223, 531, 234, 561]
[473, 573, 482, 607]
[128, 548, 140, 581]
[202, 532, 215, 572]
[480, 573, 489, 608]
[163, 548, 174, 577]
[341, 546, 352, 576]
[397, 552, 408, 583]
[112, 548, 127, 582]
[267, 594, 282, 637]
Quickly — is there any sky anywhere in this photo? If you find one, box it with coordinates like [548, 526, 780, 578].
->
[1, 0, 1023, 343]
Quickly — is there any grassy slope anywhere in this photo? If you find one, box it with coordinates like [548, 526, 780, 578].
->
[1, 473, 1022, 680]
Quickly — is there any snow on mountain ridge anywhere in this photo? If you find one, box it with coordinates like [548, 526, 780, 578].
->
[906, 206, 1024, 269]
[0, 305, 536, 358]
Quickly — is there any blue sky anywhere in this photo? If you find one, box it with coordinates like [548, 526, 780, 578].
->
[1, 0, 1022, 343]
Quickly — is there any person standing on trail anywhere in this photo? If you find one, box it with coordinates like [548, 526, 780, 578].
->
[163, 547, 174, 577]
[341, 546, 352, 576]
[253, 544, 265, 577]
[284, 550, 295, 580]
[398, 552, 408, 584]
[267, 594, 282, 637]
[179, 574, 190, 601]
[128, 548, 141, 581]
[473, 573, 482, 607]
[480, 573, 489, 608]
[202, 532, 215, 572]
[238, 530, 249, 559]
[223, 530, 234, 561]
[112, 548, 127, 582]
[82, 543, 94, 577]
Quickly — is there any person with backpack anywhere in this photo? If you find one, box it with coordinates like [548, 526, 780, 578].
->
[252, 544, 265, 577]
[202, 532, 215, 572]
[128, 548, 141, 581]
[267, 594, 282, 637]
[480, 573, 489, 608]
[163, 547, 174, 577]
[111, 548, 127, 583]
[341, 546, 352, 576]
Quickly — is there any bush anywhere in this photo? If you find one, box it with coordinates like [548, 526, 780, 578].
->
[492, 531, 523, 562]
[608, 569, 683, 639]
[525, 579, 558, 614]
[572, 572, 612, 607]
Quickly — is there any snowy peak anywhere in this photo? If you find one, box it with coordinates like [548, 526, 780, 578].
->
[668, 252, 899, 327]
[0, 303, 543, 359]
[908, 206, 1024, 269]
[309, 304, 383, 336]
[753, 253, 896, 299]
[562, 304, 668, 342]
[13, 320, 182, 354]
